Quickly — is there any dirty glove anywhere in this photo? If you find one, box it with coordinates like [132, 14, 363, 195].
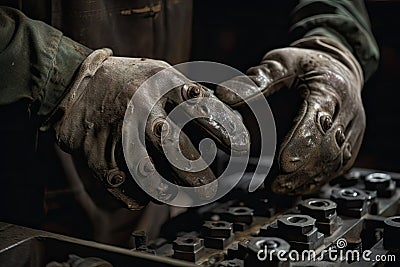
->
[53, 49, 249, 209]
[215, 37, 365, 195]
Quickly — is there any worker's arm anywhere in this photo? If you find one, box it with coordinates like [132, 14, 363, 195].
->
[0, 6, 91, 120]
[291, 0, 379, 81]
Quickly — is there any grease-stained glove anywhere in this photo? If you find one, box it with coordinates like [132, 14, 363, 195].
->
[53, 48, 249, 209]
[216, 36, 364, 195]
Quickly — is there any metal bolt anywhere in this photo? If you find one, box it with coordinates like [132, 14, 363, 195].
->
[106, 170, 125, 187]
[335, 128, 345, 146]
[182, 84, 203, 100]
[365, 173, 391, 191]
[152, 119, 169, 138]
[320, 115, 332, 132]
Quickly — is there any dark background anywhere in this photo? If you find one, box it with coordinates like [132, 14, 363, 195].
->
[1, 0, 399, 241]
[191, 0, 400, 173]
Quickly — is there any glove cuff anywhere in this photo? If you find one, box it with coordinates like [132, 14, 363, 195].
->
[42, 48, 113, 130]
[291, 36, 364, 89]
[58, 48, 113, 113]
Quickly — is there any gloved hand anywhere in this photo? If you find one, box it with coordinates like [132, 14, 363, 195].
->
[215, 36, 365, 195]
[53, 48, 249, 209]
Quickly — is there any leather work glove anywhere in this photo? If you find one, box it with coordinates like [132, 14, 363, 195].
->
[215, 36, 365, 195]
[53, 48, 249, 209]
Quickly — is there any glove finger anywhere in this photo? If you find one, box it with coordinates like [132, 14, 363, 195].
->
[145, 102, 218, 200]
[215, 49, 299, 107]
[168, 83, 250, 156]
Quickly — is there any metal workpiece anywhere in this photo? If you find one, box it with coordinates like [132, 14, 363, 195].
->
[132, 230, 147, 249]
[365, 173, 396, 198]
[298, 198, 342, 235]
[172, 236, 204, 253]
[259, 214, 324, 251]
[204, 235, 235, 250]
[277, 214, 316, 235]
[201, 221, 233, 238]
[298, 198, 337, 221]
[315, 215, 342, 236]
[330, 187, 371, 217]
[226, 241, 248, 260]
[172, 236, 205, 262]
[2, 168, 400, 266]
[201, 220, 235, 249]
[383, 216, 400, 250]
[221, 207, 254, 225]
[245, 237, 290, 267]
[331, 188, 368, 208]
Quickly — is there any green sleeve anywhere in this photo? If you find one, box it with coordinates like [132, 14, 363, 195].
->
[291, 0, 380, 81]
[0, 6, 92, 121]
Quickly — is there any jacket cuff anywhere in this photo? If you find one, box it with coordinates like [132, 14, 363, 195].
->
[38, 35, 92, 119]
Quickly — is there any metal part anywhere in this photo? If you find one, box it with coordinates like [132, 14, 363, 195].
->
[172, 236, 205, 262]
[331, 187, 369, 217]
[222, 207, 254, 225]
[277, 214, 316, 235]
[245, 237, 290, 267]
[106, 170, 126, 187]
[132, 230, 147, 248]
[172, 236, 204, 253]
[298, 198, 342, 235]
[365, 173, 396, 198]
[383, 216, 400, 250]
[259, 214, 325, 251]
[2, 168, 400, 266]
[204, 235, 234, 250]
[201, 221, 233, 238]
[298, 198, 337, 221]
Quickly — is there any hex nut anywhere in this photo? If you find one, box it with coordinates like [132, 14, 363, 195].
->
[172, 236, 204, 253]
[383, 216, 400, 250]
[381, 180, 396, 198]
[204, 235, 235, 249]
[246, 237, 290, 266]
[223, 207, 254, 225]
[298, 198, 337, 221]
[173, 248, 204, 262]
[277, 214, 316, 235]
[365, 173, 391, 191]
[227, 241, 248, 260]
[330, 188, 367, 208]
[316, 215, 342, 236]
[247, 237, 290, 255]
[289, 232, 324, 252]
[336, 201, 368, 218]
[202, 221, 233, 238]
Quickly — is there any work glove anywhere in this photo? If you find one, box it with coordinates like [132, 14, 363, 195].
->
[53, 48, 249, 209]
[215, 36, 365, 195]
